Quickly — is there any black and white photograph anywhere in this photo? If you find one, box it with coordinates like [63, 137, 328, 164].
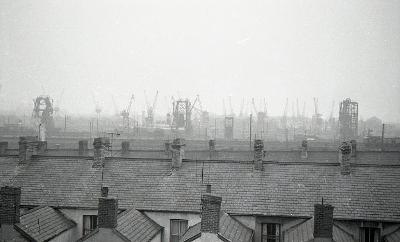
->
[0, 0, 399, 241]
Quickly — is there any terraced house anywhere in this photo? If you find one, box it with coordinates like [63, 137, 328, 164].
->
[1, 137, 400, 242]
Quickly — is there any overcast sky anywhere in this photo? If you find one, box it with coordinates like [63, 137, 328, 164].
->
[0, 0, 399, 121]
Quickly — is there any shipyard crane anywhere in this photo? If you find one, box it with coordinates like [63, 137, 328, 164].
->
[121, 94, 134, 129]
[144, 90, 158, 126]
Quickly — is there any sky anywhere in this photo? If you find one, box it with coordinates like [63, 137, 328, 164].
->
[0, 0, 399, 121]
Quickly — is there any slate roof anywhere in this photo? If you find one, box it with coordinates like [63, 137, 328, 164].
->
[180, 212, 253, 242]
[14, 206, 76, 242]
[386, 227, 400, 242]
[284, 218, 354, 242]
[1, 156, 400, 222]
[116, 208, 163, 242]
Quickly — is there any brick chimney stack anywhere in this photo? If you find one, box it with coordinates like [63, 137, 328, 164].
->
[0, 142, 8, 155]
[98, 196, 118, 229]
[201, 194, 222, 234]
[254, 139, 264, 170]
[338, 141, 352, 175]
[313, 203, 334, 242]
[121, 141, 130, 156]
[78, 140, 89, 156]
[0, 186, 21, 224]
[301, 140, 308, 159]
[171, 138, 185, 169]
[0, 186, 21, 241]
[93, 137, 109, 168]
[18, 136, 38, 163]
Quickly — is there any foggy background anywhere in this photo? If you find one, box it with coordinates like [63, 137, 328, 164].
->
[0, 0, 399, 121]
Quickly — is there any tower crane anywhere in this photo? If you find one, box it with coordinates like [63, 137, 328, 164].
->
[144, 90, 158, 126]
[121, 94, 134, 129]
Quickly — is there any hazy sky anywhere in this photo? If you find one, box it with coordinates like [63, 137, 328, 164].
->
[1, 0, 399, 121]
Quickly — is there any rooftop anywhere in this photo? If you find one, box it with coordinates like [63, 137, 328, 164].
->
[1, 153, 400, 222]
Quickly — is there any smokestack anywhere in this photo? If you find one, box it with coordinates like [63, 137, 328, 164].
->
[201, 194, 222, 234]
[301, 140, 308, 160]
[98, 196, 118, 229]
[18, 136, 38, 163]
[121, 141, 130, 156]
[0, 142, 8, 155]
[93, 137, 108, 168]
[338, 141, 352, 175]
[78, 140, 89, 156]
[171, 138, 185, 169]
[254, 139, 264, 170]
[313, 203, 334, 242]
[208, 139, 216, 152]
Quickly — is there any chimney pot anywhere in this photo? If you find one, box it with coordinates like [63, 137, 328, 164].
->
[0, 186, 21, 224]
[78, 140, 89, 156]
[101, 186, 109, 197]
[254, 139, 264, 170]
[350, 140, 357, 157]
[206, 184, 212, 193]
[98, 196, 118, 229]
[0, 142, 8, 155]
[301, 140, 308, 159]
[171, 138, 185, 169]
[121, 141, 130, 156]
[314, 203, 334, 240]
[201, 194, 222, 234]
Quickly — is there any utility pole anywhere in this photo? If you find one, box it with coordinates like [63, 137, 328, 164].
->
[249, 114, 252, 151]
[381, 123, 385, 151]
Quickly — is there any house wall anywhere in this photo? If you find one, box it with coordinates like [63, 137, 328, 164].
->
[60, 208, 98, 238]
[49, 225, 79, 242]
[144, 211, 201, 242]
[83, 228, 125, 242]
[151, 232, 162, 242]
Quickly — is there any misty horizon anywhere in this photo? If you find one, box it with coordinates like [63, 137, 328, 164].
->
[1, 0, 399, 122]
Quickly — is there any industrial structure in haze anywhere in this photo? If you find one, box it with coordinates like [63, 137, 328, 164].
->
[32, 95, 55, 141]
[339, 98, 359, 141]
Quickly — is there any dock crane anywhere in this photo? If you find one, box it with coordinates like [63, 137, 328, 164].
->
[312, 97, 323, 135]
[121, 94, 135, 130]
[144, 90, 158, 127]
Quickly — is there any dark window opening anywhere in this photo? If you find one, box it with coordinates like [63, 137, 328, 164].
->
[170, 219, 188, 242]
[83, 215, 97, 236]
[262, 223, 281, 242]
[361, 227, 379, 242]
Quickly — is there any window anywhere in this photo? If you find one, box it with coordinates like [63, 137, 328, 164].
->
[170, 219, 188, 242]
[262, 223, 281, 242]
[83, 215, 98, 236]
[361, 227, 379, 242]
